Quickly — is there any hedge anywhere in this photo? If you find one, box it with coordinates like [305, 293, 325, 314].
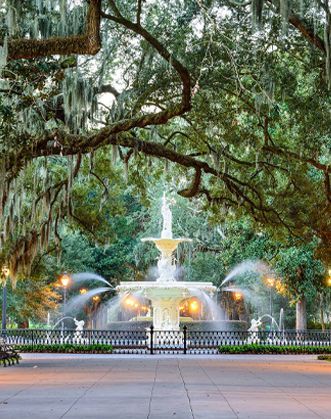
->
[1, 356, 20, 366]
[317, 355, 331, 361]
[219, 344, 331, 354]
[15, 343, 113, 354]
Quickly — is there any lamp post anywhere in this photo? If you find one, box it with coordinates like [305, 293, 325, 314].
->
[327, 269, 331, 330]
[92, 295, 100, 329]
[265, 277, 275, 327]
[59, 272, 71, 306]
[1, 267, 10, 331]
[59, 272, 71, 329]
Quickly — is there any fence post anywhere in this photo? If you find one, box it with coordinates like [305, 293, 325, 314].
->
[183, 325, 187, 355]
[150, 326, 154, 355]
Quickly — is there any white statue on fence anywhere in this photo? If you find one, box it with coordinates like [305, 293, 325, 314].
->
[247, 318, 262, 344]
[73, 318, 85, 343]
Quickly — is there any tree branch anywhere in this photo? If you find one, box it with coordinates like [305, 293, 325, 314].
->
[4, 0, 102, 60]
[266, 0, 326, 53]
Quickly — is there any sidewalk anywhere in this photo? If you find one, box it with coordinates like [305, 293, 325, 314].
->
[1, 354, 330, 418]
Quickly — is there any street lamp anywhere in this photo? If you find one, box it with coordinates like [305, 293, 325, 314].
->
[60, 272, 70, 306]
[59, 272, 71, 330]
[265, 277, 275, 323]
[327, 269, 331, 287]
[1, 266, 10, 331]
[59, 272, 71, 306]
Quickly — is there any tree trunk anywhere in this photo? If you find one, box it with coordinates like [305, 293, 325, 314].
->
[296, 298, 307, 330]
[320, 294, 326, 331]
[17, 320, 29, 329]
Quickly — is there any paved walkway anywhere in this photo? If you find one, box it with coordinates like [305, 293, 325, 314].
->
[1, 354, 330, 418]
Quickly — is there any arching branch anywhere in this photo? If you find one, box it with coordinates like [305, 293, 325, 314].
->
[178, 168, 202, 198]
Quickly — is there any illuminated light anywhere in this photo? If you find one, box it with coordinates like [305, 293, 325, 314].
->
[265, 277, 275, 288]
[80, 288, 88, 295]
[179, 306, 184, 311]
[190, 301, 199, 311]
[275, 280, 286, 295]
[327, 269, 331, 286]
[92, 295, 100, 302]
[59, 272, 71, 288]
[125, 298, 134, 306]
[233, 292, 242, 301]
[134, 303, 139, 308]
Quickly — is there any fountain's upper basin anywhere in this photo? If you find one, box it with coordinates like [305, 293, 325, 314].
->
[117, 281, 216, 300]
[141, 237, 192, 255]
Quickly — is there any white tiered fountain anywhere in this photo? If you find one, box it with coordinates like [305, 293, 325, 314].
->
[117, 194, 216, 331]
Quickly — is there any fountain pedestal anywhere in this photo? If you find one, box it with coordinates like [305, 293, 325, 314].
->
[152, 297, 181, 330]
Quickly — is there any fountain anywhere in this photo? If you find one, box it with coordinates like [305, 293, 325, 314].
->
[117, 194, 217, 331]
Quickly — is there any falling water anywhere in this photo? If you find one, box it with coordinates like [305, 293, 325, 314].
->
[104, 295, 123, 323]
[220, 260, 271, 287]
[188, 288, 225, 321]
[259, 314, 281, 331]
[64, 287, 111, 314]
[279, 308, 284, 331]
[52, 316, 76, 329]
[72, 272, 113, 287]
[202, 291, 225, 321]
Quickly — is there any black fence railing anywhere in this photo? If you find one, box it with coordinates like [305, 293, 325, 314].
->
[1, 327, 331, 354]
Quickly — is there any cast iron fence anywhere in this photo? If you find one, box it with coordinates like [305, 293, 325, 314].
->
[1, 327, 331, 354]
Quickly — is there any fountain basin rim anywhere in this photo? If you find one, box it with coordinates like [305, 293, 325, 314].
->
[141, 237, 192, 243]
[117, 281, 216, 291]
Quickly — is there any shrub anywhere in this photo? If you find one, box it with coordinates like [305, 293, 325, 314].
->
[15, 343, 113, 354]
[317, 355, 331, 361]
[218, 344, 331, 354]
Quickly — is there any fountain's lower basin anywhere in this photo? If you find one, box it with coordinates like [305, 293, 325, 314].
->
[117, 281, 217, 331]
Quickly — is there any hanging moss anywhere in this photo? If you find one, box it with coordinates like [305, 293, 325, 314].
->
[251, 0, 264, 27]
[280, 0, 290, 34]
[0, 35, 8, 71]
[324, 16, 331, 89]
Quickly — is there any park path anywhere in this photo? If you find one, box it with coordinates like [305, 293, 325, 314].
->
[0, 354, 330, 418]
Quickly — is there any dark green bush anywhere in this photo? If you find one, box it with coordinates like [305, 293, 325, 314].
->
[0, 356, 20, 366]
[317, 355, 331, 361]
[219, 344, 331, 354]
[15, 343, 113, 354]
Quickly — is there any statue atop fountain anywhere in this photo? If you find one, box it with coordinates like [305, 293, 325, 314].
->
[161, 193, 172, 239]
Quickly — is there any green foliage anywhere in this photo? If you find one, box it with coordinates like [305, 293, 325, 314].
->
[0, 277, 60, 327]
[0, 355, 20, 367]
[219, 344, 331, 354]
[317, 355, 331, 361]
[274, 242, 326, 301]
[15, 343, 113, 354]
